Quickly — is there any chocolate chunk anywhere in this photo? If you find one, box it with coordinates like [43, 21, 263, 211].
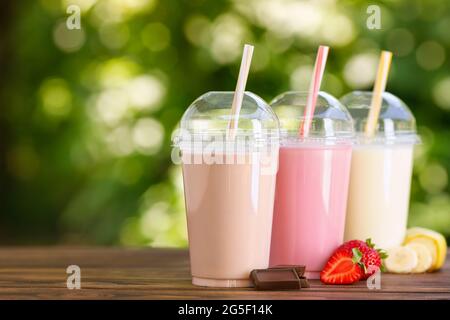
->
[269, 265, 306, 277]
[250, 268, 301, 290]
[299, 276, 310, 288]
[250, 265, 310, 290]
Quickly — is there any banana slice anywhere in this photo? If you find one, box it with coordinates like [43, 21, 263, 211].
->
[405, 243, 433, 273]
[404, 227, 447, 271]
[385, 246, 418, 273]
[405, 237, 437, 269]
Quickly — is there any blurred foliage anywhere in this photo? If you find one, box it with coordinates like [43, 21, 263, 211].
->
[0, 0, 449, 246]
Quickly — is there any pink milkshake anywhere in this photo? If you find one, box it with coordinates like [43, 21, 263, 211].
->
[269, 91, 354, 278]
[175, 91, 280, 287]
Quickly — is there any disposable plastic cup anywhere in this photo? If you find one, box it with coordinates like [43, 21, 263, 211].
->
[173, 91, 280, 287]
[269, 91, 355, 279]
[340, 91, 420, 249]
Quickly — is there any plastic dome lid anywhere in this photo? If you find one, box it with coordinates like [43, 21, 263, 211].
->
[173, 91, 280, 150]
[340, 91, 420, 144]
[270, 91, 354, 144]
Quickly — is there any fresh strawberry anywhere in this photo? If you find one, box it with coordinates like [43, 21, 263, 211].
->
[320, 247, 364, 284]
[337, 239, 388, 279]
[340, 240, 371, 255]
[360, 249, 383, 279]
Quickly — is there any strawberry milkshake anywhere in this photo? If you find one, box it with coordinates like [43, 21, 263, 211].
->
[269, 91, 355, 279]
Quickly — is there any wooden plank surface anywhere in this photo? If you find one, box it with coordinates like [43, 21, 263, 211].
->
[0, 247, 448, 299]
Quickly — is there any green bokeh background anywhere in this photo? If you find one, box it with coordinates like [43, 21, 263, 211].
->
[0, 0, 449, 246]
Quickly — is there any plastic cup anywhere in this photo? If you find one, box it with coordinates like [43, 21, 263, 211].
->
[269, 91, 355, 279]
[340, 91, 420, 249]
[173, 91, 280, 287]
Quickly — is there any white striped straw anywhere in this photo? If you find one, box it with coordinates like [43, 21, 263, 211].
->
[227, 44, 254, 140]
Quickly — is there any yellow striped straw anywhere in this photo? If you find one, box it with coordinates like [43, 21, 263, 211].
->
[365, 51, 393, 137]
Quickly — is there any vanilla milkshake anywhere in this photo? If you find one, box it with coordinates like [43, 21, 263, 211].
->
[341, 91, 419, 249]
[345, 145, 413, 248]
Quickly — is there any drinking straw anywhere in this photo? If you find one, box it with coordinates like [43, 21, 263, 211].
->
[364, 50, 393, 137]
[227, 44, 254, 140]
[299, 45, 330, 138]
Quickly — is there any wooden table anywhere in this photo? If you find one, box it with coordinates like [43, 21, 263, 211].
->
[0, 247, 448, 299]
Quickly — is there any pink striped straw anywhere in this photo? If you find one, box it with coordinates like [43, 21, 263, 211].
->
[299, 45, 330, 138]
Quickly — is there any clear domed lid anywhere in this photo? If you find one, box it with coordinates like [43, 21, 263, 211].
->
[173, 91, 280, 150]
[270, 91, 354, 144]
[340, 91, 419, 144]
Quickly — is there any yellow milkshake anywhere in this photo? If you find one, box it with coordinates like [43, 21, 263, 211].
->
[341, 91, 419, 249]
[345, 145, 413, 248]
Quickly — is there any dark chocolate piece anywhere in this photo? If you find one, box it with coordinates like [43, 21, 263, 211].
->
[250, 268, 301, 290]
[269, 265, 306, 277]
[299, 276, 310, 288]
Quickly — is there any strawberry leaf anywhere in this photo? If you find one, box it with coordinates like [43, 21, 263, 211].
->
[358, 262, 367, 273]
[376, 249, 389, 259]
[352, 248, 362, 264]
[365, 238, 375, 248]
